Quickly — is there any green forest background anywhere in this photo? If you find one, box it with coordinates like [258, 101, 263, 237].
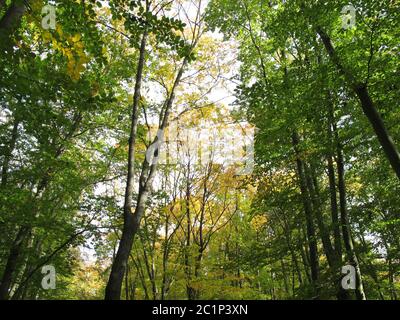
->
[0, 0, 399, 300]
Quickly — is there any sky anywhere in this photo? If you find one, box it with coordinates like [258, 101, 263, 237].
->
[80, 0, 246, 265]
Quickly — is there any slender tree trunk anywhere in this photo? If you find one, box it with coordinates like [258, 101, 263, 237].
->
[1, 117, 19, 186]
[388, 258, 397, 300]
[106, 45, 190, 299]
[327, 155, 342, 259]
[299, 240, 312, 285]
[0, 0, 27, 53]
[327, 154, 353, 300]
[280, 258, 290, 296]
[317, 27, 400, 180]
[0, 1, 27, 31]
[11, 234, 41, 300]
[304, 164, 336, 268]
[132, 255, 149, 300]
[336, 142, 366, 300]
[291, 132, 319, 296]
[281, 213, 303, 286]
[184, 164, 195, 300]
[325, 98, 354, 300]
[354, 84, 400, 180]
[161, 214, 169, 300]
[104, 29, 148, 300]
[290, 247, 303, 286]
[140, 230, 158, 300]
[0, 226, 30, 300]
[125, 263, 129, 300]
[329, 96, 366, 299]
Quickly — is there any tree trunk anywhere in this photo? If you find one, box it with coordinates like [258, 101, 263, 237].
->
[1, 116, 19, 186]
[299, 237, 312, 285]
[328, 93, 366, 299]
[280, 258, 290, 296]
[317, 27, 400, 180]
[184, 164, 194, 300]
[304, 164, 336, 269]
[336, 142, 366, 300]
[0, 226, 30, 300]
[291, 132, 319, 295]
[327, 155, 342, 259]
[280, 211, 303, 286]
[105, 42, 190, 299]
[0, 0, 27, 52]
[0, 1, 26, 31]
[353, 84, 400, 179]
[104, 29, 148, 300]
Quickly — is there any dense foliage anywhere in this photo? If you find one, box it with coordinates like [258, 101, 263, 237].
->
[0, 0, 399, 300]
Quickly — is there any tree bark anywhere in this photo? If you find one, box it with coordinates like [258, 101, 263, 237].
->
[336, 141, 366, 300]
[0, 1, 26, 30]
[317, 27, 400, 180]
[0, 0, 27, 52]
[327, 155, 342, 259]
[0, 226, 30, 300]
[184, 162, 194, 300]
[104, 29, 148, 300]
[291, 132, 319, 295]
[1, 116, 19, 186]
[105, 48, 190, 299]
[304, 164, 336, 269]
[279, 209, 303, 286]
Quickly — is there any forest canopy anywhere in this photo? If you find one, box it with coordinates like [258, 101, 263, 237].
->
[0, 0, 399, 301]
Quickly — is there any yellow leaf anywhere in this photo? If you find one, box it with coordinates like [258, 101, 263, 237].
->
[56, 25, 63, 37]
[71, 34, 82, 43]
